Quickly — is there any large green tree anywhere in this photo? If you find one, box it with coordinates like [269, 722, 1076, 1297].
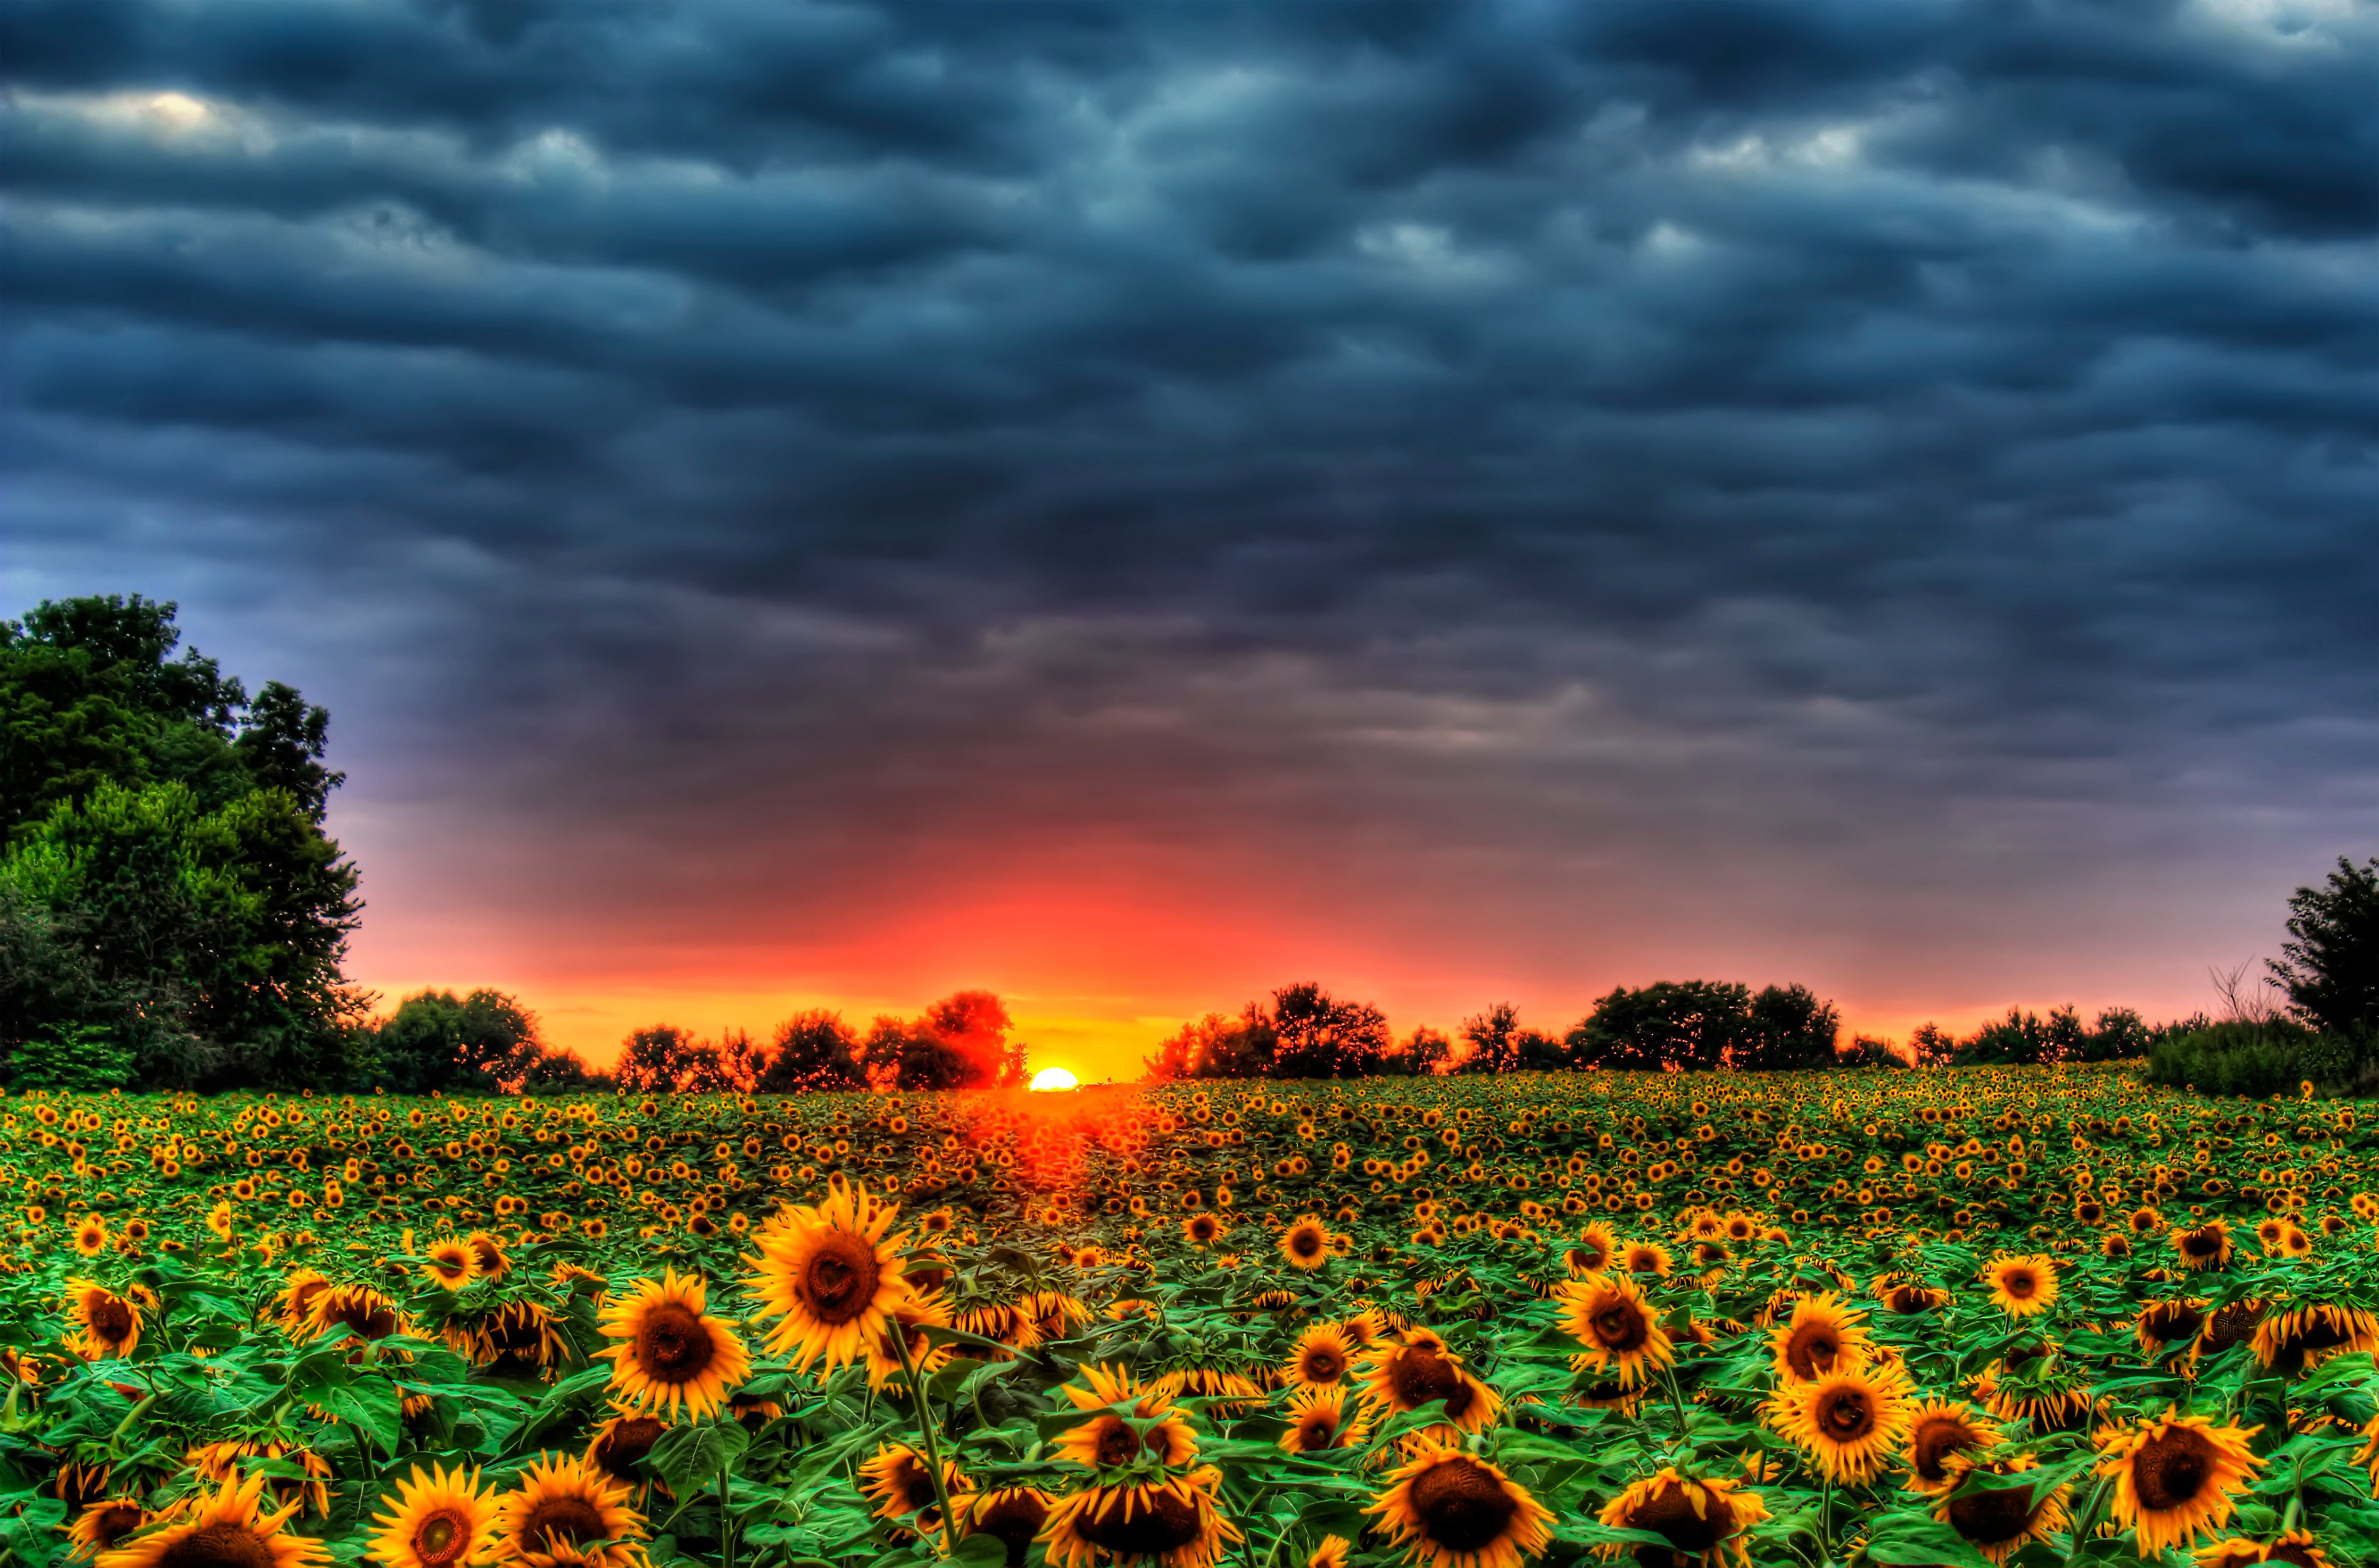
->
[2270, 856, 2379, 1045]
[0, 595, 364, 1089]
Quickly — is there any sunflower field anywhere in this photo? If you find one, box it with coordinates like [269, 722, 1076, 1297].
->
[5, 1062, 2379, 1568]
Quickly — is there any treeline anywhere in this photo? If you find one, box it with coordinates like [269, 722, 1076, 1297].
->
[1147, 982, 2208, 1080]
[1, 595, 366, 1091]
[1147, 979, 1844, 1079]
[361, 986, 1028, 1096]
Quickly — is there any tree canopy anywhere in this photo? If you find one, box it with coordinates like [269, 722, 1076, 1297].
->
[0, 595, 365, 1089]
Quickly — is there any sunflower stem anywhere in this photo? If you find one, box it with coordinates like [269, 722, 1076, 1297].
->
[718, 1458, 736, 1568]
[2061, 1474, 2111, 1567]
[890, 1320, 961, 1557]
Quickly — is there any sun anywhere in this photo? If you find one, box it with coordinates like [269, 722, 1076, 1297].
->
[1030, 1067, 1080, 1092]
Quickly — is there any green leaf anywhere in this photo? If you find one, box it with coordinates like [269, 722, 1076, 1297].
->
[648, 1419, 754, 1499]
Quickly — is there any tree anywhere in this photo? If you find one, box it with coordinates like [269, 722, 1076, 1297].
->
[757, 1010, 864, 1092]
[1396, 1026, 1455, 1076]
[2270, 856, 2379, 1043]
[862, 992, 1029, 1091]
[371, 989, 543, 1093]
[1955, 1008, 2054, 1066]
[1737, 985, 1841, 1070]
[616, 1025, 733, 1093]
[1907, 1022, 1956, 1066]
[0, 595, 364, 1089]
[2091, 1007, 2151, 1060]
[1567, 982, 1753, 1071]
[7, 1022, 137, 1092]
[1145, 1008, 1276, 1081]
[1458, 1004, 1523, 1073]
[1268, 983, 1391, 1078]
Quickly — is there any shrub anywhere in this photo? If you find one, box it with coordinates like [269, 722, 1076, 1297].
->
[2143, 1020, 2324, 1098]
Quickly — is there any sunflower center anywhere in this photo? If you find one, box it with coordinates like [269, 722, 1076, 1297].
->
[633, 1301, 715, 1382]
[1946, 1482, 2040, 1546]
[2140, 1304, 2202, 1343]
[1094, 1419, 1143, 1468]
[1409, 1458, 1518, 1553]
[154, 1523, 283, 1568]
[1818, 1387, 1876, 1441]
[87, 1504, 145, 1553]
[1297, 1414, 1339, 1448]
[1623, 1482, 1733, 1554]
[1910, 1416, 1985, 1482]
[413, 1509, 470, 1567]
[1290, 1229, 1324, 1259]
[1783, 1324, 1840, 1380]
[1590, 1297, 1649, 1353]
[519, 1496, 608, 1553]
[1386, 1348, 1473, 1416]
[88, 1297, 135, 1342]
[969, 1495, 1049, 1568]
[328, 1296, 398, 1340]
[801, 1231, 883, 1325]
[2183, 1230, 2223, 1258]
[594, 1417, 667, 1477]
[2132, 1426, 2218, 1512]
[1077, 1487, 1205, 1555]
[1301, 1347, 1347, 1382]
[2000, 1271, 2038, 1299]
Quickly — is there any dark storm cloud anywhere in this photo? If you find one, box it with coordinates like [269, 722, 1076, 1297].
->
[5, 0, 2377, 986]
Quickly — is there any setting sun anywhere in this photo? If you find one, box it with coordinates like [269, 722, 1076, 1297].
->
[1028, 1067, 1080, 1092]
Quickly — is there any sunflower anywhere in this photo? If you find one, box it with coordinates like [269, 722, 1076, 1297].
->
[2251, 1302, 2379, 1376]
[462, 1301, 571, 1376]
[1932, 1456, 2070, 1565]
[1056, 1394, 1201, 1472]
[98, 1473, 325, 1568]
[1981, 1255, 2058, 1318]
[1279, 1218, 1333, 1272]
[2098, 1409, 2265, 1556]
[1568, 1224, 1618, 1275]
[309, 1284, 406, 1346]
[73, 1215, 109, 1257]
[864, 1292, 955, 1393]
[1766, 1354, 1915, 1485]
[963, 1490, 1056, 1568]
[1768, 1293, 1869, 1382]
[1280, 1384, 1370, 1454]
[1041, 1468, 1240, 1568]
[584, 1413, 669, 1496]
[858, 1444, 972, 1532]
[64, 1280, 140, 1359]
[1065, 1363, 1181, 1418]
[1360, 1334, 1502, 1435]
[275, 1271, 332, 1337]
[1283, 1324, 1357, 1388]
[1181, 1215, 1224, 1247]
[492, 1455, 645, 1568]
[421, 1242, 479, 1293]
[1308, 1538, 1352, 1568]
[1903, 1401, 2004, 1494]
[1558, 1275, 1674, 1391]
[1366, 1446, 1553, 1568]
[2173, 1222, 2233, 1272]
[1594, 1470, 1768, 1568]
[66, 1501, 147, 1562]
[743, 1180, 913, 1373]
[2136, 1300, 2208, 1360]
[1016, 1291, 1094, 1348]
[369, 1463, 499, 1568]
[595, 1269, 750, 1420]
[1622, 1242, 1672, 1278]
[466, 1233, 513, 1283]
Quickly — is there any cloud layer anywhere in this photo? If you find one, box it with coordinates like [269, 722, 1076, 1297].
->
[8, 0, 2377, 1068]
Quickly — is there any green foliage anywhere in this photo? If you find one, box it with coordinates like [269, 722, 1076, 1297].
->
[368, 988, 600, 1093]
[0, 595, 363, 1089]
[4, 1020, 136, 1091]
[757, 1010, 864, 1092]
[2142, 1019, 2323, 1097]
[1147, 983, 1392, 1079]
[2271, 854, 2379, 1044]
[1564, 980, 1836, 1071]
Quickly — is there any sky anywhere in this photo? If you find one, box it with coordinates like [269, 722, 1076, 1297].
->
[7, 0, 2377, 1080]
